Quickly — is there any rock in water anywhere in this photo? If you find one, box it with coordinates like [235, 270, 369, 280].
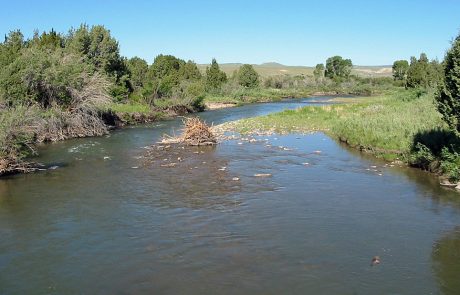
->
[254, 173, 272, 177]
[371, 256, 381, 266]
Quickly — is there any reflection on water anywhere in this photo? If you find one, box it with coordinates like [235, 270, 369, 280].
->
[433, 227, 460, 295]
[1, 98, 460, 294]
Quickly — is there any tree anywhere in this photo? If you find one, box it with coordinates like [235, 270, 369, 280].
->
[313, 63, 325, 81]
[179, 60, 202, 80]
[148, 54, 185, 80]
[205, 58, 227, 89]
[31, 29, 64, 51]
[436, 34, 460, 133]
[237, 64, 259, 87]
[66, 25, 127, 80]
[0, 30, 24, 68]
[126, 57, 148, 89]
[406, 53, 442, 89]
[145, 55, 186, 98]
[325, 56, 352, 79]
[392, 60, 409, 81]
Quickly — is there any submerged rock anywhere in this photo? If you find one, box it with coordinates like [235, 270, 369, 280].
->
[254, 173, 272, 177]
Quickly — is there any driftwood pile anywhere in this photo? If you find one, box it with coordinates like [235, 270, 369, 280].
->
[161, 117, 217, 146]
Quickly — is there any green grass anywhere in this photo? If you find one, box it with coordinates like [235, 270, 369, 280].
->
[204, 87, 313, 105]
[228, 89, 447, 161]
[108, 103, 152, 114]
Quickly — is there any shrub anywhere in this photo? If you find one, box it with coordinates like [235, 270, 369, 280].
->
[237, 64, 259, 88]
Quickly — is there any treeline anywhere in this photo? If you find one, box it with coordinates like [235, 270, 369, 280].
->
[0, 25, 263, 111]
[392, 53, 443, 88]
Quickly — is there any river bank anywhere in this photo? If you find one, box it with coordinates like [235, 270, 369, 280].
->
[0, 103, 199, 176]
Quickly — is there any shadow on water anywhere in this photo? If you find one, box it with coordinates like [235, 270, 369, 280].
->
[432, 227, 460, 295]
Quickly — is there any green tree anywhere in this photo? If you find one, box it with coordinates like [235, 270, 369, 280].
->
[436, 34, 460, 133]
[0, 30, 25, 68]
[31, 29, 64, 51]
[392, 60, 409, 81]
[237, 64, 259, 87]
[146, 55, 186, 98]
[205, 58, 227, 89]
[148, 54, 185, 80]
[66, 25, 127, 80]
[179, 60, 202, 80]
[325, 56, 352, 79]
[406, 53, 442, 89]
[313, 63, 325, 81]
[126, 57, 148, 89]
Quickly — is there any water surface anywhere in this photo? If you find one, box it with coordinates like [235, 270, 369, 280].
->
[1, 96, 460, 294]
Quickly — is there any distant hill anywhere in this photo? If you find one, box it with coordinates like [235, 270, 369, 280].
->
[197, 62, 392, 78]
[353, 65, 393, 77]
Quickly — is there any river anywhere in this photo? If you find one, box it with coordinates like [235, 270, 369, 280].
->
[1, 96, 460, 294]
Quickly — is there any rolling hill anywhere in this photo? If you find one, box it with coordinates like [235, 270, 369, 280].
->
[197, 62, 392, 78]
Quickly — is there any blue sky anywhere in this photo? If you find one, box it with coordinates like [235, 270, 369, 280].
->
[1, 0, 459, 66]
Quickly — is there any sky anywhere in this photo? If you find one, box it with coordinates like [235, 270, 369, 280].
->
[0, 0, 459, 66]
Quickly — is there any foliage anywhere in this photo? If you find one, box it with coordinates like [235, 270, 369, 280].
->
[206, 58, 227, 90]
[237, 64, 259, 88]
[436, 33, 460, 134]
[0, 30, 24, 68]
[127, 57, 148, 89]
[410, 142, 437, 171]
[406, 53, 443, 89]
[440, 147, 460, 181]
[144, 55, 202, 101]
[0, 48, 99, 107]
[30, 29, 64, 50]
[66, 25, 127, 80]
[313, 63, 325, 81]
[179, 60, 202, 80]
[392, 60, 409, 81]
[325, 56, 352, 79]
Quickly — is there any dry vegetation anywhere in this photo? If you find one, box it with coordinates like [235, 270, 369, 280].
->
[161, 117, 217, 146]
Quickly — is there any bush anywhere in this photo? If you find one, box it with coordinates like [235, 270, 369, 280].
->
[0, 49, 98, 107]
[440, 147, 460, 181]
[237, 64, 259, 88]
[410, 142, 437, 171]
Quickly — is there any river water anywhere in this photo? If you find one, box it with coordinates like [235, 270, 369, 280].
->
[1, 97, 460, 294]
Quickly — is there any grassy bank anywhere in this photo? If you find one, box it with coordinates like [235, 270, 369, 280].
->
[222, 89, 460, 182]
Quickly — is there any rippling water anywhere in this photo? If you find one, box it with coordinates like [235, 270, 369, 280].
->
[1, 97, 460, 294]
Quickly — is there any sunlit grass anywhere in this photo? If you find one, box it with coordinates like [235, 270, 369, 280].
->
[108, 103, 152, 114]
[230, 89, 447, 160]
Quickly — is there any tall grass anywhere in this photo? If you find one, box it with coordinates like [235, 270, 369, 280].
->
[231, 89, 447, 161]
